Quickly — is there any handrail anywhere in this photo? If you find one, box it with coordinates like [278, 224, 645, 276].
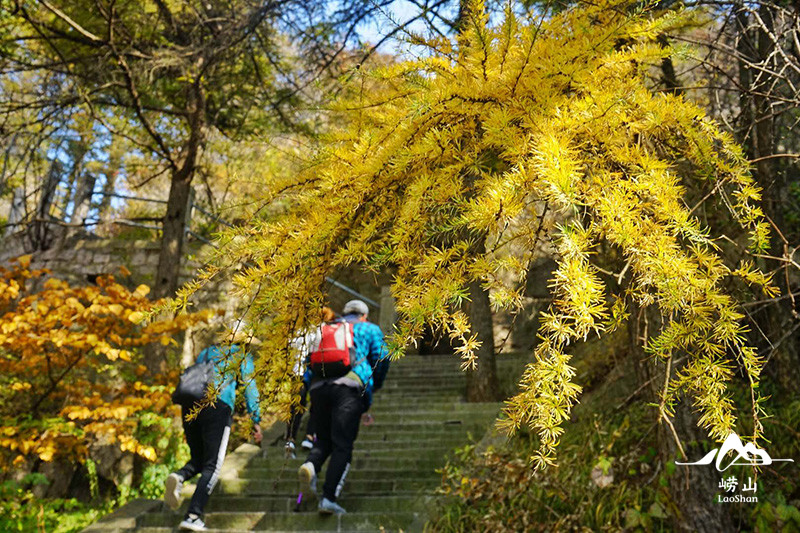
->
[191, 203, 234, 228]
[325, 277, 381, 309]
[95, 192, 169, 204]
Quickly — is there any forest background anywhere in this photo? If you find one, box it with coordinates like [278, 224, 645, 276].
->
[0, 0, 798, 531]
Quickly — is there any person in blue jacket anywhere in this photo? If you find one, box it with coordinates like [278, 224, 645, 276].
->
[164, 334, 262, 532]
[298, 300, 390, 515]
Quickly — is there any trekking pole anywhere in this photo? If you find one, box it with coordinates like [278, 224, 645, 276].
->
[294, 492, 303, 512]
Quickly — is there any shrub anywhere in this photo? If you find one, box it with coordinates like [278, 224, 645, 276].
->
[0, 256, 207, 530]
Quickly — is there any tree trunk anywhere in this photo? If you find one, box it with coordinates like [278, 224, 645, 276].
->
[145, 170, 192, 374]
[629, 305, 734, 532]
[27, 158, 62, 251]
[464, 279, 501, 402]
[96, 149, 122, 229]
[69, 171, 96, 229]
[153, 84, 205, 300]
[64, 138, 90, 223]
[661, 402, 735, 532]
[6, 186, 25, 236]
[96, 172, 117, 220]
[153, 170, 192, 300]
[148, 86, 205, 371]
[657, 34, 681, 94]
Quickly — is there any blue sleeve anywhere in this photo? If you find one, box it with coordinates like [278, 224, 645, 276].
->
[197, 346, 213, 363]
[367, 325, 390, 391]
[373, 358, 390, 392]
[361, 388, 373, 412]
[240, 354, 261, 424]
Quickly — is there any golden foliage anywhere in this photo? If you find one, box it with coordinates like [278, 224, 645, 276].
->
[0, 258, 208, 468]
[174, 1, 775, 465]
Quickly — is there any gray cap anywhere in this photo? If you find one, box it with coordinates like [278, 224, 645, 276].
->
[342, 299, 369, 316]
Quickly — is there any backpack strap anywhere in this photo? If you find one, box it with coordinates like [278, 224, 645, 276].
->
[197, 347, 206, 364]
[197, 345, 217, 364]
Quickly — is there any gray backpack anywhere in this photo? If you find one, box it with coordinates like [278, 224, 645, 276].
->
[172, 350, 215, 407]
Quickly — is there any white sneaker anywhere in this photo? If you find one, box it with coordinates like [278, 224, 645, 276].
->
[179, 514, 207, 531]
[285, 440, 296, 459]
[164, 473, 183, 510]
[298, 461, 317, 499]
[300, 436, 314, 450]
[319, 497, 347, 515]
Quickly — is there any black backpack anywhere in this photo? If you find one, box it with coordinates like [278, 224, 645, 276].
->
[172, 350, 216, 407]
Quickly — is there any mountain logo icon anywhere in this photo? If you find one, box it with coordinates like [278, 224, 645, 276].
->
[676, 433, 794, 472]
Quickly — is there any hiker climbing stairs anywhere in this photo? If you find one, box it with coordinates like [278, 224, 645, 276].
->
[89, 354, 503, 532]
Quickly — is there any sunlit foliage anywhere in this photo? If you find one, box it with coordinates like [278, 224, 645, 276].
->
[175, 0, 775, 466]
[0, 256, 208, 469]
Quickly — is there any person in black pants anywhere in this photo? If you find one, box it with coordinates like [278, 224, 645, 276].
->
[175, 401, 233, 522]
[285, 381, 316, 457]
[298, 300, 389, 515]
[285, 307, 334, 458]
[304, 382, 362, 505]
[165, 339, 262, 532]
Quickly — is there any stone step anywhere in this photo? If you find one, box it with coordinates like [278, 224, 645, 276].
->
[367, 404, 501, 416]
[372, 389, 463, 398]
[286, 410, 500, 432]
[347, 420, 489, 432]
[344, 437, 473, 449]
[276, 432, 482, 448]
[245, 455, 449, 471]
[238, 467, 441, 480]
[372, 393, 463, 401]
[376, 383, 465, 393]
[369, 399, 499, 409]
[195, 494, 432, 514]
[357, 426, 480, 437]
[385, 362, 464, 370]
[384, 369, 514, 378]
[382, 370, 464, 380]
[384, 359, 524, 375]
[357, 423, 483, 434]
[257, 443, 469, 461]
[287, 417, 496, 434]
[356, 443, 466, 454]
[136, 511, 421, 532]
[388, 355, 462, 364]
[379, 376, 465, 385]
[370, 396, 464, 403]
[391, 354, 525, 363]
[325, 437, 472, 449]
[219, 477, 433, 495]
[365, 400, 484, 412]
[382, 372, 462, 380]
[361, 414, 499, 427]
[377, 377, 463, 384]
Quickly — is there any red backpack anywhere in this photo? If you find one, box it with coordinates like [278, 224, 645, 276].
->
[309, 321, 356, 378]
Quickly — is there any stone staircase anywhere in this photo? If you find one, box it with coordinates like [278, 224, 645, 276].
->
[90, 355, 502, 532]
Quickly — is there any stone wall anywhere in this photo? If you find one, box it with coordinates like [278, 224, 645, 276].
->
[1, 229, 202, 289]
[0, 229, 241, 365]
